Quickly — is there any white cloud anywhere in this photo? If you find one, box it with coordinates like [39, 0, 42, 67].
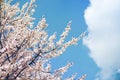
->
[83, 0, 120, 80]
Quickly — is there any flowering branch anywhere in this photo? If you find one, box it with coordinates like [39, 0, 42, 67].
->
[0, 0, 86, 80]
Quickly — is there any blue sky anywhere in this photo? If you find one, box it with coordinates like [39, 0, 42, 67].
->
[12, 0, 120, 80]
[13, 0, 99, 80]
[33, 0, 99, 79]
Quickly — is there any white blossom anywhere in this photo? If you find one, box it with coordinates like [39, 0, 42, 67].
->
[0, 0, 86, 80]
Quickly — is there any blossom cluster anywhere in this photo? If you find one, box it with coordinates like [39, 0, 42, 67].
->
[0, 0, 86, 80]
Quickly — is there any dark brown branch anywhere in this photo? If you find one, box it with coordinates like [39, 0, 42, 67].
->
[0, 39, 27, 66]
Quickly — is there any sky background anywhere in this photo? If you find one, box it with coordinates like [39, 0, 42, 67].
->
[12, 0, 120, 80]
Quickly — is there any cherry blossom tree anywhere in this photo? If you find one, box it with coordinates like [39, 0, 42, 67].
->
[0, 0, 86, 80]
